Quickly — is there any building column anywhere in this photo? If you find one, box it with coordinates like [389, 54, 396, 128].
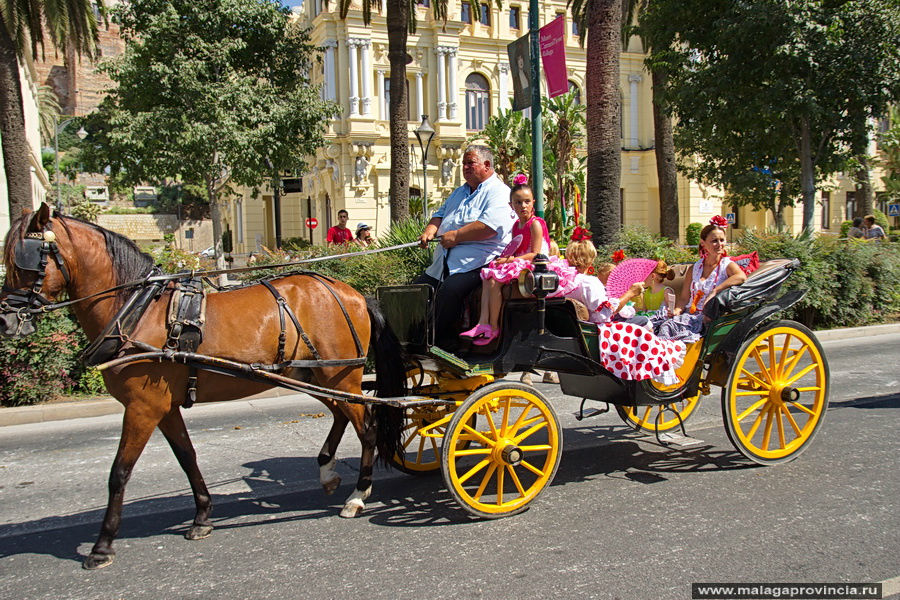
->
[416, 72, 424, 120]
[348, 40, 360, 116]
[436, 47, 447, 121]
[359, 39, 371, 116]
[447, 48, 458, 120]
[323, 40, 337, 102]
[628, 74, 641, 148]
[499, 63, 510, 111]
[376, 69, 386, 120]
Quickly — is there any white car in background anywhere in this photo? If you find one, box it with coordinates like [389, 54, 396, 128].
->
[199, 246, 215, 258]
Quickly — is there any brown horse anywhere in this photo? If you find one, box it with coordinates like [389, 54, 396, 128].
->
[0, 204, 405, 569]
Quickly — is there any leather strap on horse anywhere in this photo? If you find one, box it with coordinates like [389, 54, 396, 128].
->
[305, 273, 365, 358]
[165, 276, 207, 409]
[260, 279, 321, 364]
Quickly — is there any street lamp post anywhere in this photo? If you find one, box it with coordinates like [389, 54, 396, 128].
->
[53, 115, 88, 213]
[414, 114, 435, 222]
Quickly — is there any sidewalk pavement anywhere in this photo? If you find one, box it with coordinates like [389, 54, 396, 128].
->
[2, 322, 898, 429]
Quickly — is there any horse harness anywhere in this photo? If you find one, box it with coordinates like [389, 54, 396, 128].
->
[0, 228, 71, 332]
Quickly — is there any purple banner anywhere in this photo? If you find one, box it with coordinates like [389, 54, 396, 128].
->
[540, 15, 568, 98]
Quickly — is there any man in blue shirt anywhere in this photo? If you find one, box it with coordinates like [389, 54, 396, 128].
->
[416, 145, 514, 349]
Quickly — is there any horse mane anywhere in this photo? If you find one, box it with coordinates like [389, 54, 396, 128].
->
[2, 212, 31, 274]
[56, 217, 155, 303]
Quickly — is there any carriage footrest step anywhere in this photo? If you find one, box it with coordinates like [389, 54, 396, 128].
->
[656, 432, 703, 447]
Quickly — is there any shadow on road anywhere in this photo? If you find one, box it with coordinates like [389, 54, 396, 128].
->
[0, 420, 765, 565]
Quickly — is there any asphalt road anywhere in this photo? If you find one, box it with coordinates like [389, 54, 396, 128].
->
[1, 333, 898, 600]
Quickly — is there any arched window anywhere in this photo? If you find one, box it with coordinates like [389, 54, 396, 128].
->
[568, 80, 581, 104]
[465, 73, 491, 131]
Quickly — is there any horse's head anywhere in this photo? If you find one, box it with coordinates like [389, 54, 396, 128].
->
[1, 203, 71, 337]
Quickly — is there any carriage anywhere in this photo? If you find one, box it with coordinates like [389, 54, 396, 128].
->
[374, 255, 829, 518]
[0, 205, 829, 567]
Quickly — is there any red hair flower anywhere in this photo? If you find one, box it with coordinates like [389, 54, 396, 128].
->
[571, 226, 592, 241]
[512, 173, 529, 186]
[611, 249, 626, 264]
[710, 215, 729, 228]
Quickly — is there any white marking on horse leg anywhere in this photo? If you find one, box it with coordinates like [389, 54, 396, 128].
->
[339, 486, 372, 518]
[319, 457, 341, 495]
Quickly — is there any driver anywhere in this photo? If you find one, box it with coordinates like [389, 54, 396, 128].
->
[415, 145, 513, 349]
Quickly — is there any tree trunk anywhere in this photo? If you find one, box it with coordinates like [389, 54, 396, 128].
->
[386, 0, 410, 223]
[585, 0, 622, 246]
[0, 23, 35, 220]
[798, 119, 816, 232]
[855, 155, 873, 217]
[651, 69, 679, 242]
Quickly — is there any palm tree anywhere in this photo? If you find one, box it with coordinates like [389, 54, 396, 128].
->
[569, 0, 622, 246]
[625, 0, 680, 241]
[0, 1, 104, 219]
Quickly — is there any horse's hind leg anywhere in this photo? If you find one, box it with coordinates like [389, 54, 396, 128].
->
[157, 409, 213, 540]
[83, 405, 160, 570]
[318, 402, 350, 495]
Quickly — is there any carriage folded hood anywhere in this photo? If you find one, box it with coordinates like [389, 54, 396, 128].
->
[703, 258, 800, 320]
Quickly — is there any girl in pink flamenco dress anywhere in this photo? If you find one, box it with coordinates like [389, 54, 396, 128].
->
[461, 175, 575, 345]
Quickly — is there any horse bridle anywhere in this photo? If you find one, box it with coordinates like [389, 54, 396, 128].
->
[1, 226, 71, 323]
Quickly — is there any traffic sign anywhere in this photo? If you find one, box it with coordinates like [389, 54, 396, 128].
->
[726, 213, 736, 224]
[305, 217, 318, 229]
[888, 204, 900, 217]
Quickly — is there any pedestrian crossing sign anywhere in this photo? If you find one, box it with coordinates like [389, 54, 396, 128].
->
[888, 204, 900, 217]
[726, 213, 736, 224]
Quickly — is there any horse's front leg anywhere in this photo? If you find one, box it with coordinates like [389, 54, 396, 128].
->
[83, 405, 160, 570]
[157, 409, 213, 540]
[340, 407, 376, 518]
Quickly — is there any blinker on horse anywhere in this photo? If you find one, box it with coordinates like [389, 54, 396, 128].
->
[0, 203, 406, 570]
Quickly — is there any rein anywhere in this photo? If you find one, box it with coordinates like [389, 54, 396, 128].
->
[4, 238, 428, 316]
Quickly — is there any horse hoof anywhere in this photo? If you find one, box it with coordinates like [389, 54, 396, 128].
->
[322, 476, 341, 495]
[82, 553, 115, 570]
[185, 524, 213, 540]
[339, 504, 362, 518]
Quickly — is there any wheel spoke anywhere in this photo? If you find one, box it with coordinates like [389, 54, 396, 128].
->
[795, 386, 822, 392]
[415, 434, 426, 464]
[752, 347, 773, 383]
[513, 419, 549, 444]
[739, 368, 771, 390]
[761, 405, 775, 450]
[768, 336, 777, 375]
[775, 405, 787, 449]
[510, 414, 544, 437]
[485, 403, 500, 440]
[746, 406, 767, 439]
[519, 443, 552, 451]
[781, 345, 809, 379]
[776, 333, 793, 377]
[500, 396, 511, 436]
[785, 362, 819, 385]
[520, 459, 545, 477]
[782, 405, 802, 436]
[737, 398, 768, 422]
[639, 406, 652, 424]
[735, 390, 770, 397]
[496, 467, 505, 506]
[789, 401, 817, 416]
[507, 465, 526, 497]
[507, 404, 533, 437]
[453, 447, 491, 456]
[473, 463, 497, 501]
[461, 422, 496, 447]
[458, 459, 491, 485]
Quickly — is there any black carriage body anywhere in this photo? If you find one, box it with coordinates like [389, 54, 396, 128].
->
[376, 258, 806, 408]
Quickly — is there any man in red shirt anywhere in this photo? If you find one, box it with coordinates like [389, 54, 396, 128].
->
[326, 209, 353, 245]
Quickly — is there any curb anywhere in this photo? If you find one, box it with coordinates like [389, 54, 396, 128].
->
[2, 323, 898, 429]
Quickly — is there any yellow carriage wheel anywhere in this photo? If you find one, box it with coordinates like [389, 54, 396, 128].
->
[722, 321, 829, 465]
[389, 405, 457, 474]
[441, 382, 562, 519]
[616, 395, 701, 433]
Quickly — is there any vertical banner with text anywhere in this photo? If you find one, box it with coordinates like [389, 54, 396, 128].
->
[539, 15, 568, 98]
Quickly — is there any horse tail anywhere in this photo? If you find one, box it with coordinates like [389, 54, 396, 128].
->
[366, 296, 406, 466]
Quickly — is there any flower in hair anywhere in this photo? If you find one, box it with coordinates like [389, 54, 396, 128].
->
[571, 226, 592, 241]
[710, 215, 729, 228]
[611, 249, 626, 264]
[512, 173, 529, 186]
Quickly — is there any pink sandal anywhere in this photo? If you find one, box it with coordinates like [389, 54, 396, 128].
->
[460, 323, 492, 340]
[472, 326, 500, 346]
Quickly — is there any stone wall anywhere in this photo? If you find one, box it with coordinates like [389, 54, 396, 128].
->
[97, 215, 214, 251]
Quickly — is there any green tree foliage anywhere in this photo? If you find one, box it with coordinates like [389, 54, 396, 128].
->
[78, 0, 336, 262]
[643, 0, 900, 232]
[880, 106, 900, 203]
[0, 0, 104, 220]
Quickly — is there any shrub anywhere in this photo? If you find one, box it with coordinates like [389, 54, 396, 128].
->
[685, 222, 703, 246]
[595, 226, 695, 266]
[151, 244, 200, 272]
[736, 229, 900, 328]
[0, 311, 85, 406]
[840, 220, 853, 238]
[871, 209, 890, 231]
